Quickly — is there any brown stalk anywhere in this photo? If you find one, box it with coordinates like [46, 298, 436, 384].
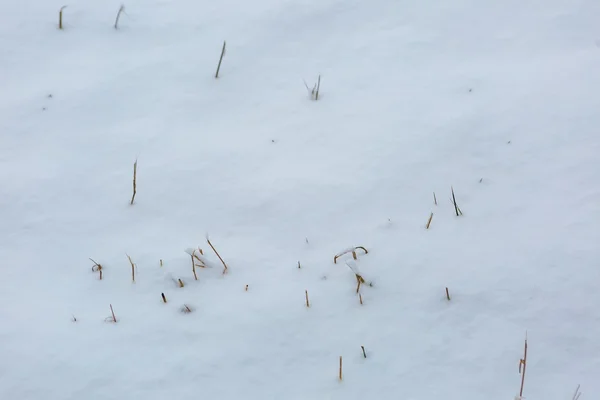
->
[334, 246, 369, 263]
[426, 212, 434, 229]
[305, 290, 310, 307]
[207, 237, 228, 274]
[161, 293, 167, 303]
[59, 6, 67, 29]
[110, 304, 117, 322]
[178, 279, 185, 288]
[519, 334, 528, 398]
[446, 287, 451, 301]
[90, 258, 103, 280]
[339, 356, 343, 381]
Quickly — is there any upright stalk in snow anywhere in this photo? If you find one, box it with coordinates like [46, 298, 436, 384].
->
[451, 186, 462, 216]
[130, 159, 137, 205]
[207, 236, 228, 274]
[59, 6, 67, 30]
[114, 5, 125, 29]
[127, 254, 135, 283]
[215, 41, 226, 78]
[518, 334, 528, 398]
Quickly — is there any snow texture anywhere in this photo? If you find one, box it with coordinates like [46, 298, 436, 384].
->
[1, 0, 599, 399]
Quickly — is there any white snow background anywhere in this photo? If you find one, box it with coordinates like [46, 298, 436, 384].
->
[1, 0, 599, 399]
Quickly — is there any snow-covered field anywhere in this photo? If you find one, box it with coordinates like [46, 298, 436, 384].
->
[1, 0, 599, 399]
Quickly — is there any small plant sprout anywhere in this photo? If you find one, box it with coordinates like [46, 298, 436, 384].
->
[572, 384, 582, 400]
[451, 186, 463, 216]
[114, 5, 125, 29]
[426, 212, 434, 229]
[161, 293, 167, 303]
[215, 41, 226, 78]
[126, 254, 136, 283]
[517, 333, 528, 399]
[446, 287, 451, 301]
[361, 346, 366, 358]
[58, 6, 67, 30]
[130, 159, 137, 205]
[303, 75, 321, 100]
[334, 246, 369, 263]
[305, 290, 310, 308]
[339, 356, 343, 381]
[90, 258, 103, 280]
[207, 235, 228, 274]
[105, 304, 117, 323]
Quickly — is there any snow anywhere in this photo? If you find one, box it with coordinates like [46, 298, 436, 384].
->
[1, 0, 599, 399]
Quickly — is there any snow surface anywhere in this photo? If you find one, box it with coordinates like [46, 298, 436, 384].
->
[1, 0, 600, 399]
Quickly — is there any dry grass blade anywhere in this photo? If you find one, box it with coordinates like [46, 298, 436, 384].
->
[446, 287, 450, 301]
[130, 159, 137, 205]
[114, 5, 125, 29]
[361, 346, 366, 358]
[334, 246, 369, 263]
[59, 5, 67, 30]
[215, 40, 226, 78]
[106, 304, 117, 323]
[433, 191, 437, 205]
[305, 290, 310, 307]
[315, 75, 321, 100]
[161, 293, 167, 303]
[90, 258, 103, 280]
[178, 278, 185, 288]
[180, 304, 193, 313]
[339, 356, 342, 381]
[426, 212, 434, 229]
[207, 236, 228, 274]
[518, 333, 528, 398]
[572, 384, 582, 400]
[126, 254, 136, 282]
[451, 186, 462, 216]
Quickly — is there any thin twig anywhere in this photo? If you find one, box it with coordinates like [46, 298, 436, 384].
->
[426, 212, 434, 229]
[519, 333, 528, 398]
[126, 254, 135, 283]
[315, 75, 321, 100]
[215, 41, 226, 78]
[130, 159, 137, 205]
[207, 236, 228, 274]
[59, 6, 67, 30]
[361, 346, 366, 358]
[114, 5, 125, 29]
